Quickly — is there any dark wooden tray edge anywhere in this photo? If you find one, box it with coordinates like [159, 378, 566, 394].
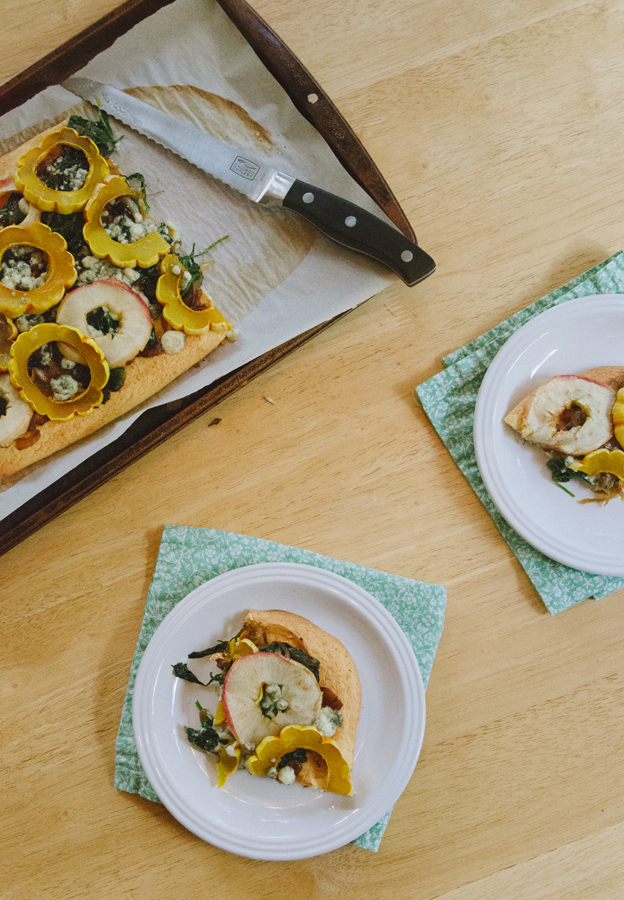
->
[0, 315, 346, 557]
[214, 0, 416, 241]
[0, 0, 177, 117]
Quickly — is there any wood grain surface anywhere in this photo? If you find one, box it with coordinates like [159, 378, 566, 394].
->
[3, 0, 624, 897]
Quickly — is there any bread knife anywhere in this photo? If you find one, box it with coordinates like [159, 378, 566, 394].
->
[62, 77, 435, 286]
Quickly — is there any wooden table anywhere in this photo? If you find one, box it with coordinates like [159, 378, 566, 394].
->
[3, 0, 624, 896]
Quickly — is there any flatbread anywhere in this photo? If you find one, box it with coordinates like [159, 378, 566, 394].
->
[0, 116, 231, 477]
[245, 609, 361, 772]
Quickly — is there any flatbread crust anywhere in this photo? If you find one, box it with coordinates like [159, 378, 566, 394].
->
[580, 366, 624, 392]
[245, 609, 361, 777]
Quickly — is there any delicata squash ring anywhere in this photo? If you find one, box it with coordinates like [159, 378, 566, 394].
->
[0, 222, 77, 318]
[247, 725, 353, 796]
[9, 322, 109, 420]
[84, 175, 170, 268]
[613, 388, 624, 448]
[15, 127, 109, 215]
[577, 448, 624, 481]
[156, 254, 231, 335]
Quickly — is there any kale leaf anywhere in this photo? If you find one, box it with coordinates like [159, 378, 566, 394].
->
[261, 642, 320, 681]
[178, 236, 228, 296]
[86, 306, 120, 336]
[0, 193, 26, 227]
[125, 172, 150, 212]
[172, 662, 224, 686]
[134, 264, 161, 304]
[106, 367, 126, 392]
[184, 702, 220, 752]
[184, 725, 220, 752]
[145, 326, 158, 349]
[171, 662, 207, 685]
[188, 639, 230, 659]
[40, 211, 85, 258]
[277, 747, 308, 770]
[547, 458, 591, 485]
[67, 109, 121, 157]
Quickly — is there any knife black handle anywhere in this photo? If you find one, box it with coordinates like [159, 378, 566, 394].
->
[282, 179, 435, 286]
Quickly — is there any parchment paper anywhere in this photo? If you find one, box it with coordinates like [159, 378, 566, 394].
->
[0, 0, 392, 518]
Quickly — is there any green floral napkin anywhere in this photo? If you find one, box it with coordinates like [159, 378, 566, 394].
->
[115, 524, 446, 852]
[416, 251, 624, 614]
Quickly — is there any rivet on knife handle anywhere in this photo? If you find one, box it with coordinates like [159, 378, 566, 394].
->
[282, 180, 435, 286]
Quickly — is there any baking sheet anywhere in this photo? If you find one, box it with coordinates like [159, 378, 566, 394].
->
[0, 0, 392, 518]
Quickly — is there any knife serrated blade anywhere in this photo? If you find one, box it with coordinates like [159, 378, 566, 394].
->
[62, 76, 435, 286]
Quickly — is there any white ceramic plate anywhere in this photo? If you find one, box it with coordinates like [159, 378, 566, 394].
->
[133, 562, 426, 859]
[474, 294, 624, 576]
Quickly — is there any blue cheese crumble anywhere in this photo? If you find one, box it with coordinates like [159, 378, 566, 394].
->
[45, 157, 88, 191]
[314, 707, 343, 737]
[103, 199, 159, 244]
[77, 256, 142, 287]
[1, 247, 48, 291]
[50, 373, 80, 401]
[277, 765, 296, 784]
[15, 314, 48, 333]
[37, 343, 54, 366]
[161, 330, 186, 355]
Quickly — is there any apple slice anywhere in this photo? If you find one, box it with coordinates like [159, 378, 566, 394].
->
[56, 278, 152, 367]
[0, 374, 32, 446]
[504, 374, 616, 456]
[221, 652, 322, 748]
[0, 180, 41, 228]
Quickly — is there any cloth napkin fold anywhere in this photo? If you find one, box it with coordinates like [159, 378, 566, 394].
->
[416, 251, 624, 614]
[115, 524, 446, 852]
